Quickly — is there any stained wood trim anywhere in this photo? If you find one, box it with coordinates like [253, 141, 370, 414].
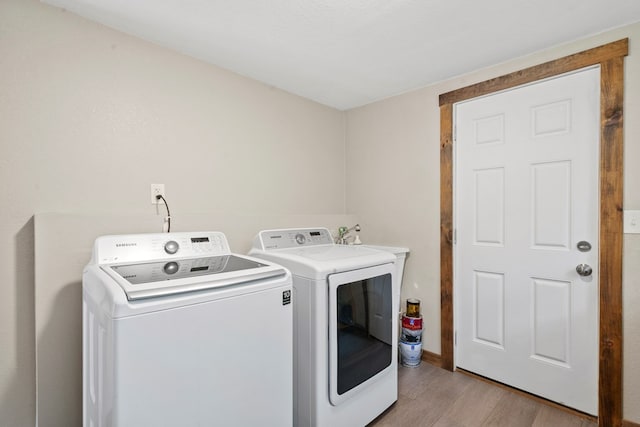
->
[439, 38, 628, 106]
[421, 349, 443, 367]
[622, 420, 640, 427]
[439, 38, 628, 427]
[599, 56, 625, 427]
[440, 102, 454, 371]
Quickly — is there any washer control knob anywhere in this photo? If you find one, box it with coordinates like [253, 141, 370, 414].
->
[164, 240, 179, 254]
[163, 261, 179, 275]
[295, 233, 306, 245]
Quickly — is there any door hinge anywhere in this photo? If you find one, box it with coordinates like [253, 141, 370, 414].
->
[453, 229, 457, 244]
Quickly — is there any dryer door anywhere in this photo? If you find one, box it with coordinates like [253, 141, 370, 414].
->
[328, 262, 395, 406]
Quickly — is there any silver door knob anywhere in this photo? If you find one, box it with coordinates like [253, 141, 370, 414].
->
[576, 263, 593, 277]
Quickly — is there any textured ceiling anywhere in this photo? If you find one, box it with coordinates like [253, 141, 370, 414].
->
[43, 0, 640, 110]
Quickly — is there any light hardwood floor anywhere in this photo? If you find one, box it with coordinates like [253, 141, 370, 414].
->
[369, 362, 596, 427]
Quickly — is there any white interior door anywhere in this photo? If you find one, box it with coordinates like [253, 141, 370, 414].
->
[454, 67, 600, 415]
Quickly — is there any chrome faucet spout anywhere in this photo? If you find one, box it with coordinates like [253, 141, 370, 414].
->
[336, 224, 361, 244]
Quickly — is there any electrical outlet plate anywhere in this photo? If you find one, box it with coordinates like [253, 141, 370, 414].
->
[151, 184, 165, 204]
[624, 210, 640, 234]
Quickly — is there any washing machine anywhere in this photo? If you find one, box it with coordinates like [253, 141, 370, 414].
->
[83, 231, 293, 427]
[249, 227, 399, 427]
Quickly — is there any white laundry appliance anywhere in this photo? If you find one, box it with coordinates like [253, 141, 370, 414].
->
[83, 231, 293, 427]
[249, 227, 400, 427]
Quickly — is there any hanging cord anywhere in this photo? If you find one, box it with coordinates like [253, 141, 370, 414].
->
[156, 194, 171, 232]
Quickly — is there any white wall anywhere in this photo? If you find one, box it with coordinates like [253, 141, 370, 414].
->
[346, 24, 640, 422]
[0, 1, 348, 425]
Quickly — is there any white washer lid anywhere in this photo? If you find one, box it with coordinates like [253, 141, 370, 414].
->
[101, 254, 288, 300]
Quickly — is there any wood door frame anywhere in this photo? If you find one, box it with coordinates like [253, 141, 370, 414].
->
[439, 39, 627, 427]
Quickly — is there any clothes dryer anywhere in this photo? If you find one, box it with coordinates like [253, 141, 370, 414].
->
[250, 227, 399, 427]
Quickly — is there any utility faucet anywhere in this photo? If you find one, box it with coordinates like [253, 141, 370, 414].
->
[336, 224, 360, 244]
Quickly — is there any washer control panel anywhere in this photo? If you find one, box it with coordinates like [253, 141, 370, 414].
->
[257, 228, 334, 250]
[95, 232, 230, 264]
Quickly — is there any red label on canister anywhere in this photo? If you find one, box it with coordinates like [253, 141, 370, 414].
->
[401, 314, 423, 331]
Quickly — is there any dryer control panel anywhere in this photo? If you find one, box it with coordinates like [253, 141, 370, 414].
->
[256, 228, 334, 250]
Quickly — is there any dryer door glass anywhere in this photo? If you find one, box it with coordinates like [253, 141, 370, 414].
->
[328, 263, 395, 405]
